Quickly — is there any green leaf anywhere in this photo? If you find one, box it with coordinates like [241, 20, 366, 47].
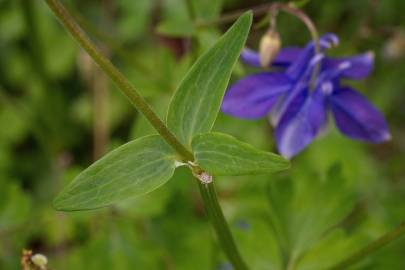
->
[156, 0, 223, 37]
[117, 0, 154, 41]
[191, 132, 289, 176]
[297, 229, 365, 270]
[266, 163, 356, 260]
[156, 19, 196, 37]
[54, 135, 177, 211]
[156, 0, 195, 37]
[166, 12, 252, 146]
[0, 177, 31, 230]
[192, 0, 223, 21]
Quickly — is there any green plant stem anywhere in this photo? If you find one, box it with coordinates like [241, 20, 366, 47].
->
[182, 1, 249, 268]
[198, 181, 249, 270]
[46, 0, 248, 268]
[267, 3, 320, 90]
[328, 221, 405, 270]
[44, 0, 194, 162]
[196, 3, 269, 27]
[197, 2, 320, 90]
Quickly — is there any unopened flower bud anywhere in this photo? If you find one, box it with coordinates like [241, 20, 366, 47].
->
[383, 31, 405, 60]
[259, 30, 281, 67]
[31, 253, 48, 269]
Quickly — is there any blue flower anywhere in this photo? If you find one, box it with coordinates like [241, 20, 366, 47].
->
[222, 34, 391, 158]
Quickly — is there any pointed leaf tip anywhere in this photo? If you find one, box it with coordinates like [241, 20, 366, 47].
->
[192, 132, 290, 176]
[166, 13, 252, 146]
[53, 135, 177, 211]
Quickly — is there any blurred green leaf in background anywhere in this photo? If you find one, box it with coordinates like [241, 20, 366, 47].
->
[0, 0, 404, 269]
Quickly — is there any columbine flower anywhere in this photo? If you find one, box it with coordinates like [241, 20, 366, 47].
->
[222, 33, 391, 158]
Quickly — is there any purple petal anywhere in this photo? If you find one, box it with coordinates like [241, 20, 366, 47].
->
[273, 47, 303, 67]
[240, 48, 261, 67]
[323, 52, 374, 80]
[330, 87, 391, 142]
[286, 33, 339, 80]
[315, 60, 353, 86]
[241, 47, 302, 68]
[275, 89, 327, 159]
[221, 72, 291, 119]
[271, 54, 325, 126]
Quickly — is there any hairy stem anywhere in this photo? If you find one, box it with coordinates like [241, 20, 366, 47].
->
[44, 0, 194, 161]
[328, 222, 405, 269]
[267, 3, 320, 90]
[196, 3, 270, 27]
[197, 2, 320, 90]
[198, 180, 249, 270]
[183, 2, 249, 269]
[46, 0, 248, 268]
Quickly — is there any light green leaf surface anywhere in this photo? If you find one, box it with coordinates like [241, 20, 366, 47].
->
[156, 0, 195, 37]
[192, 132, 289, 176]
[166, 12, 252, 146]
[192, 0, 223, 21]
[54, 135, 177, 211]
[156, 19, 196, 37]
[266, 164, 356, 263]
[156, 0, 223, 37]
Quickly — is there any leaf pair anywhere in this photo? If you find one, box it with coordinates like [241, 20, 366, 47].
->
[54, 12, 289, 211]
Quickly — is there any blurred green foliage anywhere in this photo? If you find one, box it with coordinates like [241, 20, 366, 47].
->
[0, 0, 404, 269]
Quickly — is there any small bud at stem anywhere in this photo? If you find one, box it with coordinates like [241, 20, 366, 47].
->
[259, 30, 281, 67]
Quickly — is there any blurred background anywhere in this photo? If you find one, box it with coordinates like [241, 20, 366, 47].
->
[0, 0, 404, 269]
